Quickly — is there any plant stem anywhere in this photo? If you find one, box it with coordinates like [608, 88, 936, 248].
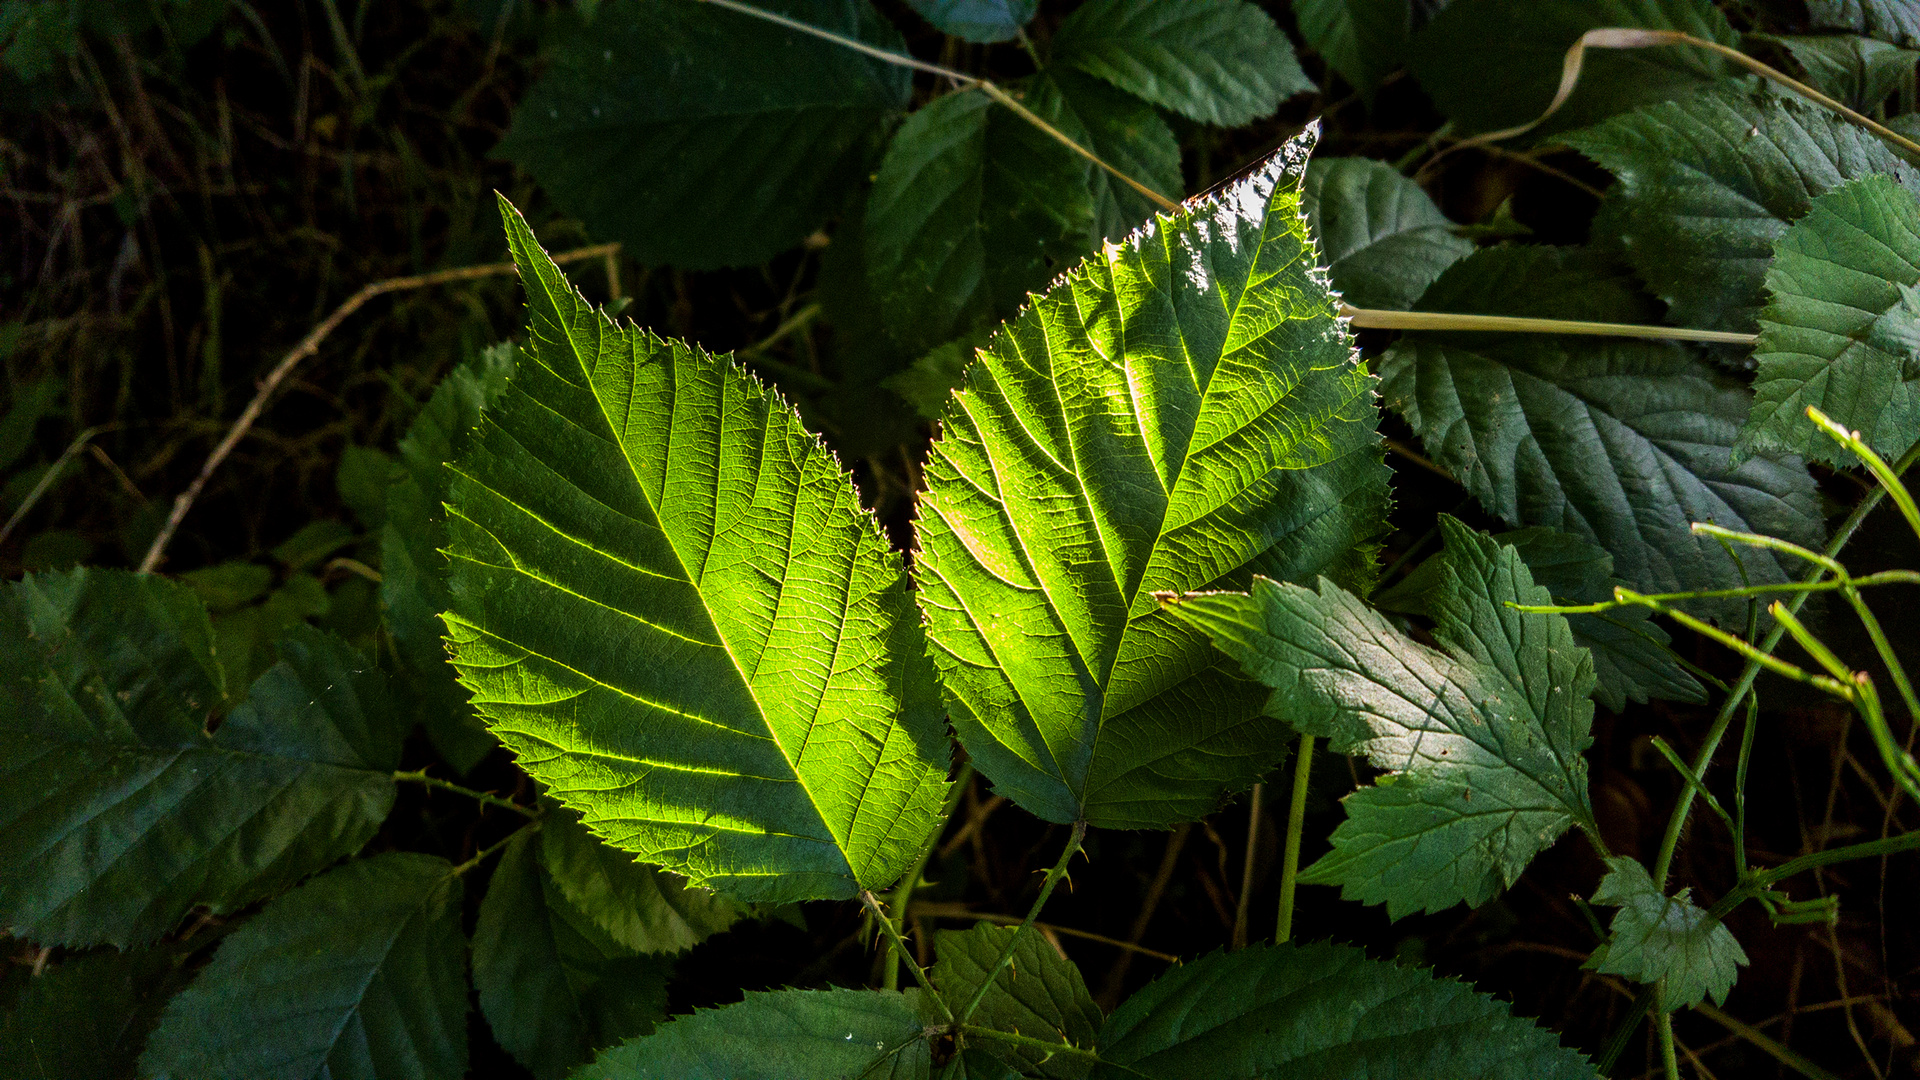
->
[880, 763, 974, 991]
[451, 822, 536, 877]
[1339, 305, 1755, 345]
[958, 1025, 1103, 1064]
[1276, 734, 1315, 943]
[861, 890, 950, 1020]
[955, 820, 1087, 1027]
[1657, 1010, 1680, 1080]
[1232, 782, 1262, 949]
[394, 769, 538, 818]
[912, 904, 1181, 963]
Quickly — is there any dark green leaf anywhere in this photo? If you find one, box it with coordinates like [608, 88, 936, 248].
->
[1380, 246, 1825, 615]
[1028, 68, 1184, 244]
[474, 830, 672, 1080]
[1051, 0, 1312, 126]
[444, 201, 951, 902]
[1292, 0, 1414, 102]
[204, 572, 331, 698]
[1743, 173, 1920, 465]
[1094, 942, 1598, 1078]
[336, 443, 396, 530]
[1167, 519, 1596, 917]
[0, 375, 61, 473]
[575, 989, 930, 1080]
[141, 853, 467, 1080]
[539, 800, 748, 955]
[904, 0, 1037, 43]
[1589, 856, 1748, 1010]
[495, 0, 909, 269]
[933, 923, 1103, 1078]
[0, 947, 185, 1080]
[1301, 156, 1472, 311]
[1807, 0, 1920, 47]
[865, 87, 1095, 356]
[1408, 0, 1739, 136]
[916, 128, 1390, 828]
[1760, 34, 1918, 112]
[0, 572, 398, 947]
[1564, 89, 1919, 332]
[883, 336, 982, 421]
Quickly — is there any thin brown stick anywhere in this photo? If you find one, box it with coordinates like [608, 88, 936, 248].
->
[138, 242, 619, 573]
[913, 902, 1180, 964]
[1100, 822, 1191, 1007]
[1341, 304, 1757, 346]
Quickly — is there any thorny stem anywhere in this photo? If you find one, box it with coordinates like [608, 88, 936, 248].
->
[1275, 734, 1315, 943]
[957, 1025, 1104, 1065]
[862, 890, 949, 1019]
[450, 822, 538, 877]
[880, 763, 974, 991]
[955, 821, 1087, 1028]
[394, 769, 539, 818]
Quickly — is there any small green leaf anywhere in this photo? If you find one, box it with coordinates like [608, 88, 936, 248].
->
[444, 200, 951, 903]
[495, 0, 909, 269]
[0, 946, 186, 1080]
[1807, 0, 1920, 47]
[1166, 519, 1597, 918]
[1028, 68, 1184, 244]
[1093, 941, 1599, 1078]
[141, 853, 468, 1080]
[1589, 856, 1748, 1010]
[575, 988, 931, 1080]
[1051, 0, 1312, 126]
[904, 0, 1037, 43]
[474, 830, 672, 1080]
[1381, 246, 1826, 617]
[1408, 0, 1739, 136]
[1301, 157, 1472, 311]
[335, 443, 396, 530]
[538, 800, 748, 955]
[864, 87, 1096, 356]
[1564, 90, 1919, 332]
[1760, 34, 1919, 112]
[1742, 174, 1920, 466]
[1291, 0, 1416, 102]
[916, 127, 1390, 828]
[883, 336, 983, 421]
[0, 571, 398, 948]
[933, 923, 1103, 1078]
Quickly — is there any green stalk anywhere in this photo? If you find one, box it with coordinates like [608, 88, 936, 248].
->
[880, 763, 974, 991]
[1275, 734, 1315, 943]
[954, 821, 1087, 1027]
[861, 890, 949, 1020]
[1656, 1011, 1680, 1079]
[394, 770, 539, 818]
[959, 1025, 1104, 1064]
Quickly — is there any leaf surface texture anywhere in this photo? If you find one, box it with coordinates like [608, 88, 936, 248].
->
[576, 988, 930, 1080]
[1051, 0, 1312, 126]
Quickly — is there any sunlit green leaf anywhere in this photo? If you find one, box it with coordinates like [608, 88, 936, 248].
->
[1051, 0, 1312, 126]
[538, 800, 748, 955]
[576, 989, 930, 1080]
[1589, 856, 1748, 1010]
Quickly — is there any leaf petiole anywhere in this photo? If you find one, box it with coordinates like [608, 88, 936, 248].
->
[954, 821, 1087, 1028]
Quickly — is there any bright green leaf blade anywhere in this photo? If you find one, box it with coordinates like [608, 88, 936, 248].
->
[0, 946, 186, 1080]
[864, 87, 1096, 356]
[1051, 0, 1313, 126]
[1166, 520, 1596, 918]
[1301, 156, 1472, 311]
[1093, 941, 1599, 1078]
[1381, 246, 1825, 618]
[1760, 34, 1919, 112]
[1564, 90, 1920, 332]
[1807, 0, 1920, 47]
[445, 200, 951, 903]
[1590, 856, 1748, 1010]
[383, 341, 517, 772]
[1743, 173, 1920, 465]
[933, 923, 1103, 1078]
[140, 853, 468, 1080]
[495, 0, 908, 270]
[475, 830, 672, 1080]
[916, 128, 1390, 828]
[574, 988, 930, 1080]
[539, 800, 748, 955]
[0, 572, 399, 948]
[1291, 0, 1414, 101]
[1029, 68, 1184, 245]
[904, 0, 1037, 42]
[1408, 0, 1738, 136]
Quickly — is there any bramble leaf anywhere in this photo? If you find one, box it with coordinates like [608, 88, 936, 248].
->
[933, 923, 1103, 1078]
[495, 0, 908, 269]
[1742, 174, 1920, 466]
[538, 800, 747, 955]
[1760, 34, 1918, 112]
[1291, 0, 1417, 102]
[141, 853, 468, 1080]
[1807, 0, 1920, 47]
[1051, 0, 1312, 127]
[443, 200, 951, 903]
[576, 988, 930, 1080]
[0, 946, 186, 1080]
[1589, 856, 1748, 1010]
[0, 571, 399, 948]
[1166, 519, 1598, 918]
[1029, 68, 1184, 245]
[1564, 90, 1919, 332]
[904, 0, 1037, 43]
[915, 127, 1390, 827]
[1380, 246, 1825, 616]
[1094, 941, 1599, 1078]
[1301, 156, 1472, 311]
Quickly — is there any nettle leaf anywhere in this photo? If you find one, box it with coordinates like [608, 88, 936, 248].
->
[0, 571, 399, 948]
[538, 799, 748, 955]
[1380, 246, 1825, 617]
[1409, 0, 1738, 136]
[1375, 527, 1703, 711]
[444, 200, 951, 903]
[1761, 34, 1919, 112]
[383, 340, 516, 772]
[1742, 174, 1920, 466]
[577, 989, 930, 1080]
[1029, 68, 1184, 245]
[1051, 0, 1313, 127]
[1301, 157, 1472, 311]
[495, 0, 908, 270]
[1094, 941, 1598, 1079]
[0, 946, 186, 1080]
[915, 128, 1390, 827]
[905, 0, 1037, 43]
[473, 829, 672, 1080]
[1292, 0, 1416, 102]
[933, 923, 1103, 1078]
[1166, 519, 1598, 918]
[141, 853, 468, 1080]
[865, 87, 1095, 356]
[1807, 0, 1920, 48]
[1589, 856, 1748, 1010]
[1564, 90, 1920, 333]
